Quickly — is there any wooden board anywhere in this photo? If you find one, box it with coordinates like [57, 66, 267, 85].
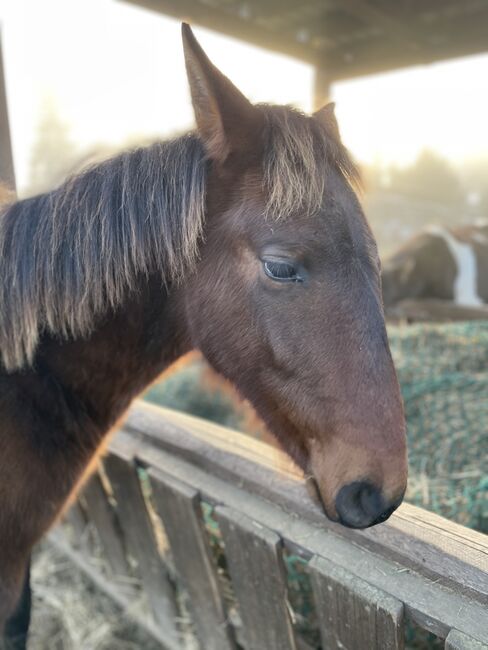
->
[309, 555, 404, 649]
[62, 501, 90, 553]
[110, 428, 488, 643]
[216, 505, 297, 650]
[445, 630, 488, 650]
[149, 467, 236, 650]
[103, 449, 179, 646]
[81, 470, 131, 577]
[122, 403, 488, 603]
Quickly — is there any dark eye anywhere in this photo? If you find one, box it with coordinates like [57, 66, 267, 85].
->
[263, 260, 303, 283]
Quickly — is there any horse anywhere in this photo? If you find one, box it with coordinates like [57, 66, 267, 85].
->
[382, 221, 488, 308]
[0, 24, 407, 648]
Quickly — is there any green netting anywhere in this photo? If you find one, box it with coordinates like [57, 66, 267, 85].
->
[388, 321, 488, 532]
[144, 321, 488, 533]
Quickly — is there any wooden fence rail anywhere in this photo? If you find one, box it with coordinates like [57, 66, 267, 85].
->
[54, 401, 488, 650]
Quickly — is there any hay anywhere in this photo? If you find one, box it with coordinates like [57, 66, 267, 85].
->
[29, 543, 162, 650]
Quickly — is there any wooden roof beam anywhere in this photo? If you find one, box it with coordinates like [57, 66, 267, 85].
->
[337, 0, 423, 53]
[120, 0, 317, 64]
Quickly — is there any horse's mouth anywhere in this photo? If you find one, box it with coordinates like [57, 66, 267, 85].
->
[303, 473, 404, 529]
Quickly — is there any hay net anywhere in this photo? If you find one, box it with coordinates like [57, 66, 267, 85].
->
[388, 320, 488, 532]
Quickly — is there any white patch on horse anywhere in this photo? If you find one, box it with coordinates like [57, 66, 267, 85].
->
[427, 225, 483, 306]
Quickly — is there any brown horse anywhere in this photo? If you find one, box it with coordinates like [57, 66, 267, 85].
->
[0, 25, 407, 648]
[382, 221, 488, 308]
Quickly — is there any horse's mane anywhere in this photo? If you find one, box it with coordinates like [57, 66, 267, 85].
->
[0, 106, 358, 371]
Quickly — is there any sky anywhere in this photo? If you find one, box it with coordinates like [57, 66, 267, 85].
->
[1, 0, 488, 193]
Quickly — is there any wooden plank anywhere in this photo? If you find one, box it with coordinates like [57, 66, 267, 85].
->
[149, 468, 236, 650]
[385, 299, 488, 323]
[122, 403, 488, 604]
[0, 31, 16, 191]
[62, 501, 89, 552]
[82, 471, 131, 577]
[112, 429, 488, 643]
[445, 630, 488, 650]
[103, 449, 179, 647]
[216, 505, 297, 650]
[309, 555, 404, 650]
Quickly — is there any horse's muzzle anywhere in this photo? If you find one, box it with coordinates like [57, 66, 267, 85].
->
[335, 481, 403, 529]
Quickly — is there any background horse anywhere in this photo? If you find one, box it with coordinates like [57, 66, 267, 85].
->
[0, 25, 407, 647]
[382, 221, 488, 308]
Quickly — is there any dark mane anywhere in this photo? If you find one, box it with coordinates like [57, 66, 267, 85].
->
[0, 135, 207, 370]
[0, 106, 358, 371]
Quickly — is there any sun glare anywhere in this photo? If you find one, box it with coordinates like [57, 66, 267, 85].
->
[1, 0, 488, 192]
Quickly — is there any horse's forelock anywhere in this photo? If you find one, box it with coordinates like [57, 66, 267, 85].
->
[262, 105, 360, 220]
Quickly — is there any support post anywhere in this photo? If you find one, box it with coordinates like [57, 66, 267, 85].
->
[313, 65, 332, 111]
[0, 30, 15, 191]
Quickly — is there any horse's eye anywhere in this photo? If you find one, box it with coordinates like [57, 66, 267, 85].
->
[263, 260, 303, 282]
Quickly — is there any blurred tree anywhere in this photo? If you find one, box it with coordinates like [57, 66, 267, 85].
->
[361, 161, 386, 194]
[389, 149, 465, 206]
[27, 94, 80, 196]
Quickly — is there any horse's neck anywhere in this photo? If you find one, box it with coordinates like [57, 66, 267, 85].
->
[35, 275, 190, 437]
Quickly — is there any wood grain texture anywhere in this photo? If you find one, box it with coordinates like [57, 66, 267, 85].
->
[122, 402, 488, 602]
[216, 506, 297, 650]
[149, 468, 236, 650]
[445, 630, 488, 650]
[110, 426, 488, 643]
[81, 470, 131, 576]
[103, 449, 179, 644]
[309, 555, 404, 650]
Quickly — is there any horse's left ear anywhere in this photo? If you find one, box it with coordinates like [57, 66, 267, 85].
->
[182, 23, 261, 163]
[314, 102, 341, 140]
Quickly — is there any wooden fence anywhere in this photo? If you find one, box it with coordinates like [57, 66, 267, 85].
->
[55, 401, 488, 650]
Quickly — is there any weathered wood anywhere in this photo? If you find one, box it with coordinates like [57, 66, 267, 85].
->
[81, 470, 131, 576]
[122, 403, 488, 604]
[386, 299, 488, 323]
[111, 426, 488, 643]
[149, 468, 236, 650]
[445, 630, 488, 650]
[62, 501, 89, 549]
[216, 505, 297, 650]
[103, 449, 179, 646]
[309, 555, 404, 650]
[0, 32, 16, 191]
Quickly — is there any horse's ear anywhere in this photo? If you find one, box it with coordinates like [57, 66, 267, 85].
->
[314, 102, 341, 140]
[182, 23, 260, 163]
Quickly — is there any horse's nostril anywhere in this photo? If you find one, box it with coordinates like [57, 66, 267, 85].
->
[335, 481, 398, 529]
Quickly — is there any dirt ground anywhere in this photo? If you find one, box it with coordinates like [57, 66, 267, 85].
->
[29, 543, 163, 650]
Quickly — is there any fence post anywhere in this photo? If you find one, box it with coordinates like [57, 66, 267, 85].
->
[0, 29, 15, 191]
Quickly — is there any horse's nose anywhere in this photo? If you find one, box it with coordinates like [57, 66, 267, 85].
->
[335, 481, 401, 529]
